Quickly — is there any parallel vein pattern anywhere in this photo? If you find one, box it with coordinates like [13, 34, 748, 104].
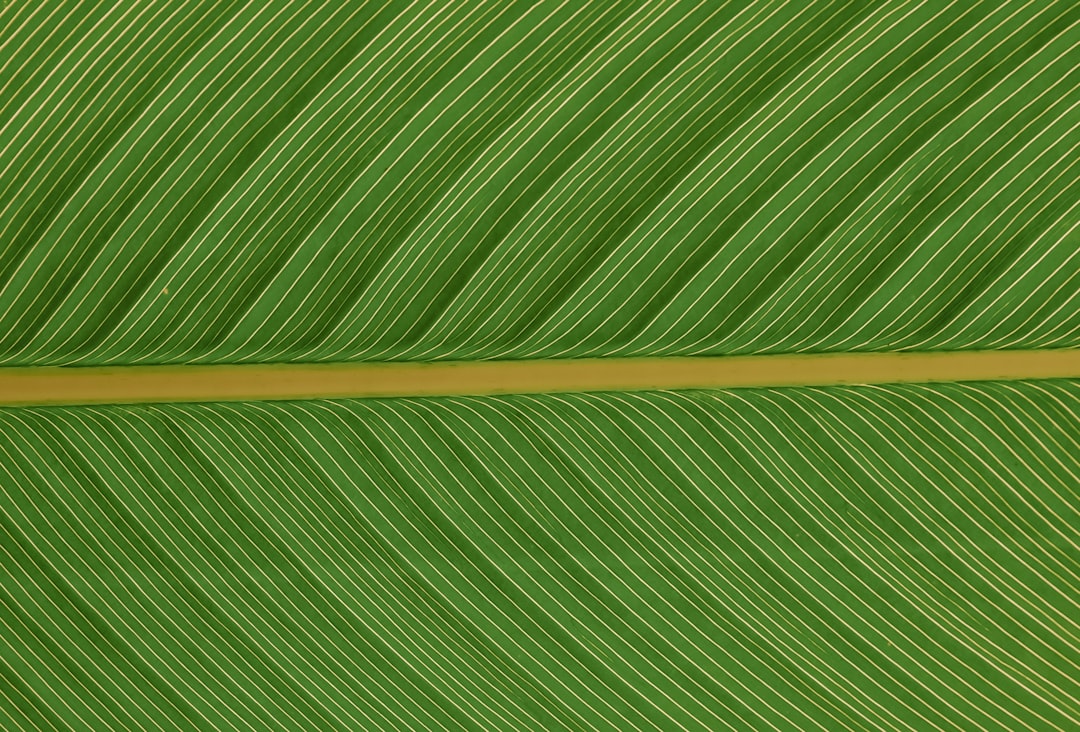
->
[1, 380, 1077, 730]
[0, 0, 1077, 366]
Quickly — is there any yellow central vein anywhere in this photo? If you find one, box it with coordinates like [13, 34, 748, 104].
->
[0, 350, 1076, 406]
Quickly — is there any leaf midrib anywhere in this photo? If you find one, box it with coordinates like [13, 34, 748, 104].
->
[0, 349, 1076, 407]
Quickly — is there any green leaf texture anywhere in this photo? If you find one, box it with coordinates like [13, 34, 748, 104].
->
[1, 381, 1078, 730]
[2, 2, 1078, 730]
[1, 1, 1077, 366]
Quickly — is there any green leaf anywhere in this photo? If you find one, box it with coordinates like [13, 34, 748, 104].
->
[0, 1, 1076, 365]
[1, 382, 1078, 730]
[0, 2, 1077, 730]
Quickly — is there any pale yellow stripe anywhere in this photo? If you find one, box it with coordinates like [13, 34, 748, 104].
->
[0, 350, 1076, 406]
